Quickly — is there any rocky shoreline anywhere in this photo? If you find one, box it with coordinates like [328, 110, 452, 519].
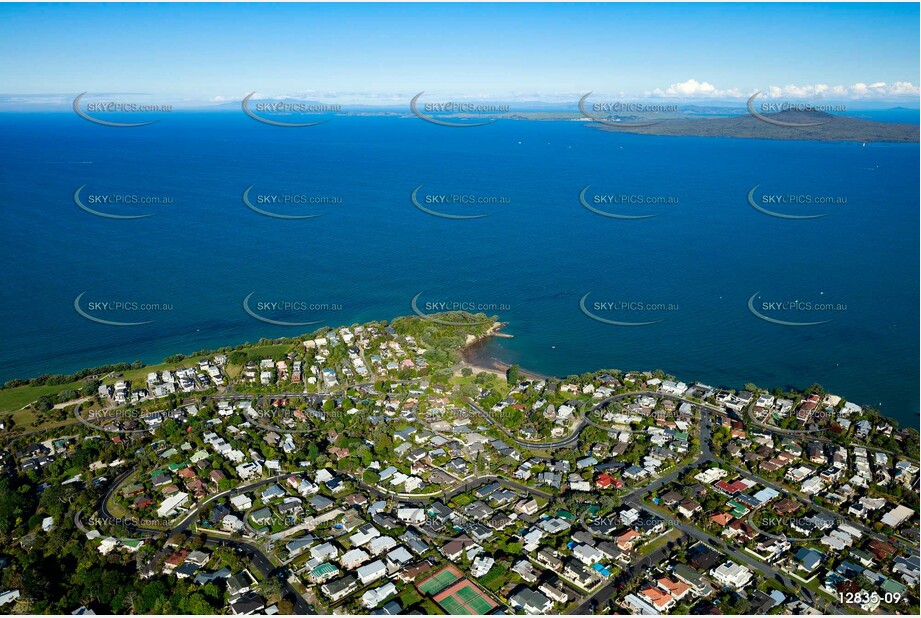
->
[460, 322, 551, 381]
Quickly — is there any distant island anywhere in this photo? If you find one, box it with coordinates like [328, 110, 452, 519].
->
[352, 107, 918, 142]
[594, 109, 919, 143]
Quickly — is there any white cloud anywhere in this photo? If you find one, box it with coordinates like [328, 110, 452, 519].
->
[646, 79, 742, 98]
[647, 79, 918, 100]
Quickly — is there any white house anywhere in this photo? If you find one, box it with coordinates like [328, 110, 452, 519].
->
[230, 494, 252, 511]
[222, 514, 244, 533]
[340, 548, 370, 570]
[397, 508, 425, 525]
[710, 561, 752, 589]
[356, 560, 387, 585]
[0, 590, 21, 607]
[157, 492, 189, 518]
[360, 582, 397, 609]
[311, 542, 339, 562]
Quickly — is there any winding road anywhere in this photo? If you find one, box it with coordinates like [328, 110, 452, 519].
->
[86, 386, 905, 615]
[97, 468, 314, 613]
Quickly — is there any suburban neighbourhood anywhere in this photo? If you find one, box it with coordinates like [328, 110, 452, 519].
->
[1, 313, 918, 615]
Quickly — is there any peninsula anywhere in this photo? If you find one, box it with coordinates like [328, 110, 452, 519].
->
[0, 312, 917, 615]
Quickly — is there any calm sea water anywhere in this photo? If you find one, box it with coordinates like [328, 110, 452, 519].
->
[0, 112, 917, 424]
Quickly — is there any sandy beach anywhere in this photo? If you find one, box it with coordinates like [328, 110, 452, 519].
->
[458, 322, 552, 381]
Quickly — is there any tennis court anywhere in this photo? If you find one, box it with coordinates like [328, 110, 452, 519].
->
[417, 564, 462, 595]
[433, 579, 497, 615]
[437, 594, 470, 615]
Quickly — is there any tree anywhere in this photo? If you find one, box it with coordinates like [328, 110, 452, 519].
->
[277, 599, 294, 614]
[259, 577, 282, 600]
[34, 395, 54, 412]
[0, 476, 37, 534]
[134, 580, 168, 613]
[506, 365, 520, 385]
[55, 389, 79, 403]
[458, 384, 479, 399]
[356, 445, 373, 467]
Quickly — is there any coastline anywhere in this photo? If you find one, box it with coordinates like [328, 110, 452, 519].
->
[455, 324, 913, 433]
[459, 322, 554, 382]
[3, 316, 915, 435]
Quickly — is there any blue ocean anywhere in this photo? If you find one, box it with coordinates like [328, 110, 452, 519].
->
[0, 111, 917, 425]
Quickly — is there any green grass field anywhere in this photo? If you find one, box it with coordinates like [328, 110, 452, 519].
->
[0, 380, 85, 414]
[419, 599, 444, 615]
[477, 565, 508, 593]
[637, 528, 682, 557]
[397, 587, 422, 609]
[0, 341, 297, 416]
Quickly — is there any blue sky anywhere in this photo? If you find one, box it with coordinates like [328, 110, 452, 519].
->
[1, 2, 918, 105]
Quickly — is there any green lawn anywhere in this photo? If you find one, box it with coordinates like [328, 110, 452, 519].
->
[419, 599, 444, 615]
[0, 380, 84, 414]
[1, 341, 297, 416]
[105, 488, 133, 519]
[451, 494, 474, 508]
[10, 407, 37, 426]
[478, 565, 508, 593]
[233, 343, 296, 362]
[0, 355, 217, 416]
[398, 587, 422, 609]
[104, 356, 214, 386]
[637, 528, 682, 556]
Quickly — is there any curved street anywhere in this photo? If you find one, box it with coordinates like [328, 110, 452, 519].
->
[97, 468, 314, 614]
[84, 386, 906, 616]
